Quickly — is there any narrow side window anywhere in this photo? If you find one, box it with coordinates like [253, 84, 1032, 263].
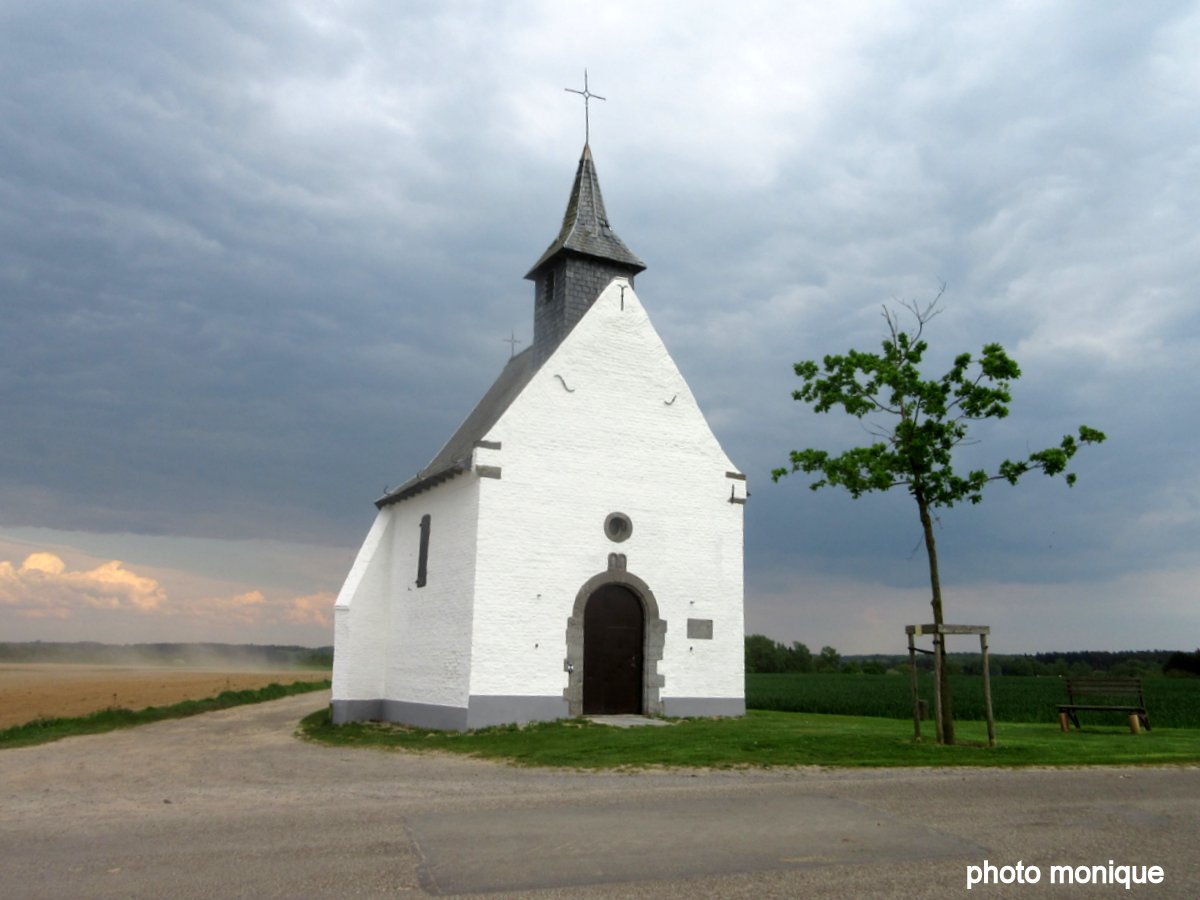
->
[416, 514, 431, 588]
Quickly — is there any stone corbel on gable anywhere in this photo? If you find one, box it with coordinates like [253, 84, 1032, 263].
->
[473, 439, 502, 480]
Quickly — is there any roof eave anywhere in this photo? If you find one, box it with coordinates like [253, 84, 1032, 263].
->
[375, 461, 470, 509]
[524, 245, 647, 281]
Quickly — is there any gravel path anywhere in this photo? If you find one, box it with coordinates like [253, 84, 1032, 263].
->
[2, 691, 1196, 898]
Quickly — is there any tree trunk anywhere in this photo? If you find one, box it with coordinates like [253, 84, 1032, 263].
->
[917, 490, 955, 745]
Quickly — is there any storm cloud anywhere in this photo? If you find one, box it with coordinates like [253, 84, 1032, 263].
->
[2, 2, 1197, 651]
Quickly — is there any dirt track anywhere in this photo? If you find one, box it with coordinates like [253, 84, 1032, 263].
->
[1, 690, 1198, 898]
[0, 664, 328, 728]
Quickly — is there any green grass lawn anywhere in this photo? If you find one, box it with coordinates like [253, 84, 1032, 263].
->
[299, 707, 1200, 769]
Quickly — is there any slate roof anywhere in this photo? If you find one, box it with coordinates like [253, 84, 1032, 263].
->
[525, 143, 646, 279]
[376, 347, 536, 508]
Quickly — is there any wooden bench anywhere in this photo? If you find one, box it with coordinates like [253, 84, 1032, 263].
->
[1058, 677, 1150, 733]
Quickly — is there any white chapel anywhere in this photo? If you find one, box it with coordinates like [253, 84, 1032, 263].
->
[331, 141, 746, 729]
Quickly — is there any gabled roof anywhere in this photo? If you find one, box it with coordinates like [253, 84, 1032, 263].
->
[376, 347, 535, 508]
[524, 143, 646, 279]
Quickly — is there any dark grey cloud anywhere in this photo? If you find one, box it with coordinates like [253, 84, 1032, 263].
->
[2, 2, 1197, 649]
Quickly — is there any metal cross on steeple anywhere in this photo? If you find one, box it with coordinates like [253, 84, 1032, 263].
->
[504, 330, 522, 359]
[565, 69, 605, 145]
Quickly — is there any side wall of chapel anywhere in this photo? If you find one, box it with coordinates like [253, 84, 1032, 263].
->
[332, 473, 481, 727]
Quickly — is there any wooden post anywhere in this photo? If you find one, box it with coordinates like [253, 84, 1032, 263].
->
[980, 632, 996, 748]
[932, 632, 945, 744]
[908, 630, 921, 741]
[1129, 714, 1141, 734]
[905, 624, 992, 747]
[1060, 712, 1071, 732]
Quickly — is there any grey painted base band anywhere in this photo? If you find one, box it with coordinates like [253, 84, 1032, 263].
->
[332, 696, 742, 730]
[331, 695, 569, 732]
[381, 699, 468, 731]
[330, 698, 382, 725]
[661, 697, 746, 718]
[467, 695, 569, 730]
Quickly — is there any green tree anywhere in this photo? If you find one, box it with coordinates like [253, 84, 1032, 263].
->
[1004, 656, 1035, 677]
[815, 645, 841, 673]
[772, 295, 1105, 744]
[744, 634, 786, 673]
[1164, 650, 1200, 678]
[786, 641, 815, 673]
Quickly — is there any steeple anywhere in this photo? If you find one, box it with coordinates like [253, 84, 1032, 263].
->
[526, 144, 646, 366]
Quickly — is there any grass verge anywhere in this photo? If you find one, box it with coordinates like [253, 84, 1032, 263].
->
[0, 679, 331, 750]
[299, 708, 1200, 769]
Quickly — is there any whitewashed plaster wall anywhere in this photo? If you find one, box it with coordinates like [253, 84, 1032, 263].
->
[468, 278, 745, 704]
[333, 470, 481, 716]
[381, 472, 481, 708]
[332, 510, 394, 705]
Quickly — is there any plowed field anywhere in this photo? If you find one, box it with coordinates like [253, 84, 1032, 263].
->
[0, 664, 330, 728]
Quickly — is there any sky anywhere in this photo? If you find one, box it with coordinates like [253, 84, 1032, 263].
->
[2, 1, 1198, 654]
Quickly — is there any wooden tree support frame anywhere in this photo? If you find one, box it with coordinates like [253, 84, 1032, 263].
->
[906, 624, 996, 747]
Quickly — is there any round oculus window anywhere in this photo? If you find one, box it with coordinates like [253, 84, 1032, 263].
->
[604, 512, 633, 543]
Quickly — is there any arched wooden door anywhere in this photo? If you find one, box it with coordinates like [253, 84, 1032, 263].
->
[582, 584, 644, 715]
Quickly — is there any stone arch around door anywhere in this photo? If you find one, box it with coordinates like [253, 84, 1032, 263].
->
[564, 562, 666, 717]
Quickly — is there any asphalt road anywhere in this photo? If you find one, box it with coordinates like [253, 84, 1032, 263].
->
[2, 691, 1196, 898]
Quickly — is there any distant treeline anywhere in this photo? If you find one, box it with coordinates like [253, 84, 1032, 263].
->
[0, 642, 334, 669]
[745, 634, 1200, 678]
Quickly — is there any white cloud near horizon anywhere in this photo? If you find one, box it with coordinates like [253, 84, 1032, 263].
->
[0, 553, 166, 619]
[0, 549, 334, 645]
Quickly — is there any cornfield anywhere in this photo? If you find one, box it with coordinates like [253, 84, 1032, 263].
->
[745, 673, 1200, 729]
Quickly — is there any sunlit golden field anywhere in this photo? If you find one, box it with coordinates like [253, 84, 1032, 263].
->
[0, 664, 330, 728]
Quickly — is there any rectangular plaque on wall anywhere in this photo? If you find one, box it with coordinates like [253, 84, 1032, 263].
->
[687, 618, 714, 640]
